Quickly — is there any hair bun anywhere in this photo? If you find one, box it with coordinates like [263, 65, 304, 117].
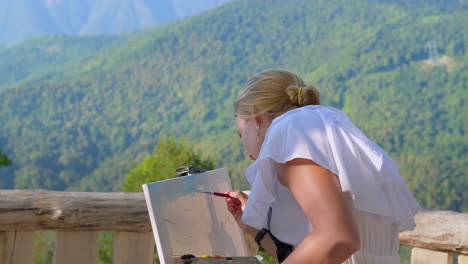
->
[235, 70, 321, 118]
[286, 85, 320, 106]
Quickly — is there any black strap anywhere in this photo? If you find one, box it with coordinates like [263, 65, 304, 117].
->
[269, 232, 294, 263]
[267, 206, 272, 229]
[255, 228, 269, 245]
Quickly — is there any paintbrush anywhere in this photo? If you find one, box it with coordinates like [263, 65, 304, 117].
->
[195, 190, 232, 198]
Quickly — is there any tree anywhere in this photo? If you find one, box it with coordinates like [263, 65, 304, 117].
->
[0, 148, 11, 167]
[123, 136, 215, 191]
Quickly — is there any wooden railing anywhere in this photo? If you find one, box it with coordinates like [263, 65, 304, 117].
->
[0, 190, 467, 264]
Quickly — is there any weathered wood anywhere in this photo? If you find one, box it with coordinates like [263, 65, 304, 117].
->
[12, 231, 34, 264]
[113, 231, 154, 264]
[459, 254, 468, 264]
[399, 210, 468, 253]
[52, 231, 99, 264]
[0, 231, 35, 264]
[0, 190, 151, 232]
[411, 247, 453, 264]
[0, 231, 14, 263]
[1, 190, 467, 257]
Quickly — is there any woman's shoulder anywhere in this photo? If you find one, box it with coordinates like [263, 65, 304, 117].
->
[271, 105, 345, 127]
[263, 105, 335, 153]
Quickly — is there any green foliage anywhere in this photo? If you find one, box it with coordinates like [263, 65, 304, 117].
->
[0, 0, 465, 215]
[399, 245, 411, 264]
[123, 136, 215, 192]
[0, 148, 11, 167]
[98, 231, 114, 264]
[34, 231, 55, 264]
[258, 248, 278, 264]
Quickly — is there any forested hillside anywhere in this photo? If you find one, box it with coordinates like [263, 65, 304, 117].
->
[0, 0, 466, 212]
[0, 35, 126, 89]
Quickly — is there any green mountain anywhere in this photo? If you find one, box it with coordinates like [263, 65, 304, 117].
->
[0, 35, 126, 89]
[0, 0, 466, 212]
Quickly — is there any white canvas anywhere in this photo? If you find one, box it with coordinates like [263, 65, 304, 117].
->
[143, 168, 248, 264]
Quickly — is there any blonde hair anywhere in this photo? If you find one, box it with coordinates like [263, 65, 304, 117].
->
[235, 69, 320, 119]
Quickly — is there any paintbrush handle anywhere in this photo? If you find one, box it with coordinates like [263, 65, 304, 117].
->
[213, 192, 232, 198]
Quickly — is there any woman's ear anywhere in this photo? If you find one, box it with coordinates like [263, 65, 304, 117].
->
[254, 114, 269, 127]
[255, 113, 273, 128]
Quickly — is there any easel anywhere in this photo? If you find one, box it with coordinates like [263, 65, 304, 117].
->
[143, 168, 259, 264]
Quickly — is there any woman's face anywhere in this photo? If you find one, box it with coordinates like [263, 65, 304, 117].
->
[236, 115, 268, 160]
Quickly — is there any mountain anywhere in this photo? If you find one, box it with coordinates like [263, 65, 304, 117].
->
[0, 35, 126, 89]
[0, 0, 233, 45]
[0, 0, 466, 212]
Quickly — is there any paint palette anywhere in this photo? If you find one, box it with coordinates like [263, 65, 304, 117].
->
[173, 256, 261, 264]
[143, 168, 250, 264]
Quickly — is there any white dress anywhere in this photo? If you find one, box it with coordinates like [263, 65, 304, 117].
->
[241, 105, 421, 264]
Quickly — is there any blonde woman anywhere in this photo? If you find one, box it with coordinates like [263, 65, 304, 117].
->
[226, 70, 421, 263]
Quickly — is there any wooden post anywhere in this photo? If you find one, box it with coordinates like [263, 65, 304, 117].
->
[0, 231, 15, 263]
[0, 231, 34, 264]
[52, 231, 99, 264]
[12, 231, 34, 264]
[411, 247, 453, 264]
[113, 231, 155, 264]
[459, 254, 468, 264]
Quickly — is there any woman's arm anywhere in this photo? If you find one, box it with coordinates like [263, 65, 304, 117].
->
[226, 191, 279, 261]
[278, 158, 360, 264]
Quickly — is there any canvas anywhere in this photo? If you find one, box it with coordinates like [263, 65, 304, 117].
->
[143, 168, 249, 264]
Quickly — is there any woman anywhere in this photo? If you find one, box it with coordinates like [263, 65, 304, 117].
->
[226, 70, 421, 263]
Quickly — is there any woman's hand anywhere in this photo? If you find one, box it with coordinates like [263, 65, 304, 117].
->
[226, 190, 250, 232]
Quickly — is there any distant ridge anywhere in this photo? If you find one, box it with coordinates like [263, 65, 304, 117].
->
[0, 0, 233, 45]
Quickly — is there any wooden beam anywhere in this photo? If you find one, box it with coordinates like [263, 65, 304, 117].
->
[0, 190, 151, 232]
[399, 210, 468, 253]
